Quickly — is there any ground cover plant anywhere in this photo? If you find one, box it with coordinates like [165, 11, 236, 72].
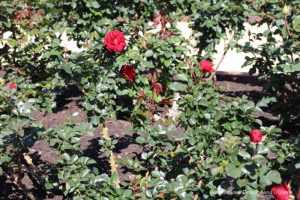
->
[0, 0, 299, 200]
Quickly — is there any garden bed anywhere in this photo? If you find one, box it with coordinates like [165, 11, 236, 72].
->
[1, 2, 299, 199]
[0, 74, 280, 200]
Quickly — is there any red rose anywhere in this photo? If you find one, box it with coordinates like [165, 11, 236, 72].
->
[121, 65, 135, 82]
[104, 30, 126, 52]
[9, 84, 16, 90]
[5, 83, 16, 90]
[199, 60, 215, 73]
[249, 129, 262, 143]
[271, 183, 292, 200]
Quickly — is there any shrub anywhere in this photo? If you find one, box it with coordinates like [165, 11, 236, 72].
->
[0, 1, 299, 200]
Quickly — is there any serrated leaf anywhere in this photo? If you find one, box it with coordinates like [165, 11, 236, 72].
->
[266, 170, 281, 184]
[238, 150, 251, 159]
[260, 170, 281, 187]
[226, 163, 242, 179]
[244, 186, 258, 200]
[169, 82, 187, 91]
[136, 136, 145, 144]
[292, 16, 300, 32]
[82, 169, 90, 177]
[144, 50, 153, 57]
[291, 63, 300, 72]
[173, 74, 188, 82]
[91, 1, 100, 8]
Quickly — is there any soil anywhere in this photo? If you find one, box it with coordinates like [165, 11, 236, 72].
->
[0, 75, 280, 200]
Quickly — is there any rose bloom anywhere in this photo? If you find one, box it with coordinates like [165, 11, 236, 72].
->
[104, 30, 126, 52]
[249, 129, 262, 143]
[199, 60, 215, 73]
[121, 65, 135, 82]
[271, 183, 292, 200]
[5, 83, 16, 90]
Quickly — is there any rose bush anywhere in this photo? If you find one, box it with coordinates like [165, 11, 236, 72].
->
[241, 0, 300, 127]
[0, 0, 299, 199]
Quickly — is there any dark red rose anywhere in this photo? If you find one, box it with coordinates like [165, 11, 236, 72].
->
[249, 129, 263, 143]
[104, 30, 126, 52]
[199, 60, 215, 73]
[271, 183, 292, 200]
[121, 65, 135, 82]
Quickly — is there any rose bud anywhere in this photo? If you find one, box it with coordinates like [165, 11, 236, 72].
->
[271, 183, 292, 200]
[121, 64, 135, 82]
[249, 129, 262, 143]
[104, 30, 126, 52]
[282, 4, 291, 16]
[153, 82, 163, 95]
[199, 60, 215, 73]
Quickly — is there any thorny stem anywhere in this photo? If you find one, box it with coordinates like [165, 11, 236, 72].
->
[253, 143, 259, 157]
[284, 16, 292, 37]
[15, 127, 24, 187]
[5, 172, 36, 200]
[151, 88, 155, 124]
[283, 16, 294, 63]
[291, 52, 295, 63]
[208, 30, 234, 81]
[208, 47, 229, 81]
[14, 125, 36, 200]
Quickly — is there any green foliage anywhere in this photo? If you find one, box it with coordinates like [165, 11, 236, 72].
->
[0, 0, 299, 199]
[240, 0, 300, 126]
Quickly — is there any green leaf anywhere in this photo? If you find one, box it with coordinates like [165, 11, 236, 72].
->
[136, 136, 145, 144]
[144, 50, 153, 57]
[91, 1, 100, 9]
[257, 145, 269, 154]
[266, 170, 281, 184]
[260, 170, 281, 187]
[226, 163, 242, 179]
[173, 74, 188, 82]
[296, 162, 300, 169]
[1, 156, 12, 163]
[238, 150, 251, 159]
[244, 186, 258, 200]
[82, 169, 90, 177]
[291, 63, 300, 72]
[256, 97, 276, 108]
[237, 179, 248, 187]
[71, 155, 79, 162]
[63, 153, 71, 161]
[292, 16, 300, 32]
[169, 82, 187, 91]
[188, 117, 196, 126]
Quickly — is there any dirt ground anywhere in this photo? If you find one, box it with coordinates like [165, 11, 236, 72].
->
[0, 75, 280, 200]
